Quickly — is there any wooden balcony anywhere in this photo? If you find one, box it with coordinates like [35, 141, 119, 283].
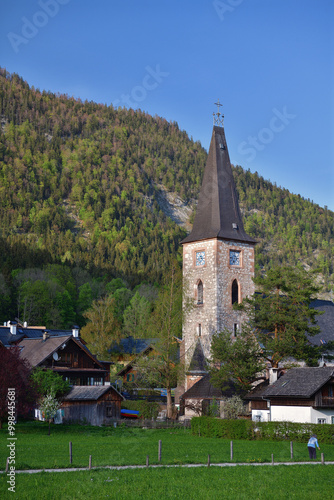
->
[315, 395, 334, 407]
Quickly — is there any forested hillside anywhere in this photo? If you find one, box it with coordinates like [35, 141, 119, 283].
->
[0, 69, 333, 329]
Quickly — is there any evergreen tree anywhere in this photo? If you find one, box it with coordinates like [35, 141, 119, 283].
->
[210, 325, 265, 393]
[238, 266, 322, 368]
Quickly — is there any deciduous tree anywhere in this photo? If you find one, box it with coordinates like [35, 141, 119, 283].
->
[133, 264, 183, 418]
[0, 346, 35, 428]
[81, 295, 122, 359]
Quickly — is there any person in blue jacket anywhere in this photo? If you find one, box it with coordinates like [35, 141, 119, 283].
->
[307, 434, 320, 459]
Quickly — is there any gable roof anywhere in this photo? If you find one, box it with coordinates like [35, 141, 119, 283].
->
[63, 385, 124, 401]
[19, 336, 105, 370]
[181, 374, 236, 400]
[261, 367, 334, 399]
[19, 336, 72, 367]
[115, 345, 155, 377]
[309, 300, 334, 346]
[181, 125, 256, 245]
[110, 336, 157, 355]
[0, 325, 73, 348]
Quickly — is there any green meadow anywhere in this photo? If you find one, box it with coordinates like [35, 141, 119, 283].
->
[1, 422, 334, 470]
[1, 465, 334, 499]
[1, 422, 334, 499]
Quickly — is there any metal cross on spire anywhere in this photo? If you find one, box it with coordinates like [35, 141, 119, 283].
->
[213, 98, 224, 126]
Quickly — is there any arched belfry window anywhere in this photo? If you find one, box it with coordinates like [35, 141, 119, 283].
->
[232, 279, 239, 305]
[197, 280, 203, 305]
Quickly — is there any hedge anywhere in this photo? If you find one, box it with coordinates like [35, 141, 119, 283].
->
[191, 417, 334, 444]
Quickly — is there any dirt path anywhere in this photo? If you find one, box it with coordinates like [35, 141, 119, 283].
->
[7, 460, 334, 474]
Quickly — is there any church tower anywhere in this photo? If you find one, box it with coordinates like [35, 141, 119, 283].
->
[182, 103, 256, 390]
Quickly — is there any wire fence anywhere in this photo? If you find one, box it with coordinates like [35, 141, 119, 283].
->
[2, 432, 333, 471]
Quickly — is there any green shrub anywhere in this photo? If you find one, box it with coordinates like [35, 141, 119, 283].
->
[191, 417, 253, 439]
[256, 421, 334, 444]
[191, 418, 334, 444]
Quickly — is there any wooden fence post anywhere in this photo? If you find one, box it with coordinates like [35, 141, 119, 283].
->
[207, 454, 211, 467]
[321, 453, 324, 465]
[69, 442, 72, 464]
[271, 453, 274, 465]
[5, 457, 9, 473]
[146, 455, 149, 467]
[230, 440, 233, 461]
[89, 455, 92, 470]
[290, 441, 293, 460]
[158, 440, 162, 462]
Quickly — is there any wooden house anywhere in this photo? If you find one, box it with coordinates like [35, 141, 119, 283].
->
[62, 385, 124, 425]
[19, 333, 109, 385]
[246, 367, 334, 424]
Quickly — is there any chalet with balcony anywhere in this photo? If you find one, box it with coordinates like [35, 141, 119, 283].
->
[246, 367, 334, 424]
[19, 333, 109, 386]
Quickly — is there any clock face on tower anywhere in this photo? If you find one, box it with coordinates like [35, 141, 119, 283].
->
[195, 251, 205, 266]
[229, 250, 241, 266]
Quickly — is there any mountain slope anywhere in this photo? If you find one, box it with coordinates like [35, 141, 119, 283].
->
[0, 69, 333, 301]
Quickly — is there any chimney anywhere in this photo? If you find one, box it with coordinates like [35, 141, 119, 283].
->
[9, 321, 17, 335]
[268, 367, 279, 385]
[43, 330, 50, 342]
[72, 325, 80, 338]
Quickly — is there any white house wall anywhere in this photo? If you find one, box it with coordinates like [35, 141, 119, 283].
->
[270, 406, 334, 424]
[310, 408, 334, 424]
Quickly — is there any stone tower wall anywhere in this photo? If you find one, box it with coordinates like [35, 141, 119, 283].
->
[182, 237, 255, 367]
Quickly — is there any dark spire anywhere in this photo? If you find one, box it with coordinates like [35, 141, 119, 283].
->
[182, 121, 256, 245]
[187, 340, 207, 374]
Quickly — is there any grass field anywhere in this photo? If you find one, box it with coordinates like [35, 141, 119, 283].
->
[1, 421, 334, 470]
[1, 464, 334, 499]
[1, 422, 334, 499]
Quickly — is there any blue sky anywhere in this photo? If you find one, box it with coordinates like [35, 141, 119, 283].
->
[1, 0, 333, 210]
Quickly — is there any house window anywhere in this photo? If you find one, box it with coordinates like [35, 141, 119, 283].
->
[328, 386, 333, 398]
[197, 280, 203, 305]
[73, 353, 78, 367]
[233, 323, 239, 337]
[317, 418, 326, 424]
[232, 279, 239, 305]
[331, 416, 334, 425]
[106, 403, 116, 418]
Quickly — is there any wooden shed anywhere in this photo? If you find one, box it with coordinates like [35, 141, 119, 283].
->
[62, 385, 124, 426]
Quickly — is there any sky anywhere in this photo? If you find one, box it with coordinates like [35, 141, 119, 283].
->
[1, 0, 333, 210]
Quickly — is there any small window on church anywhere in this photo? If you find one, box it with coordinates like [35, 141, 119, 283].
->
[233, 323, 239, 337]
[197, 324, 202, 337]
[197, 280, 203, 305]
[232, 279, 239, 305]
